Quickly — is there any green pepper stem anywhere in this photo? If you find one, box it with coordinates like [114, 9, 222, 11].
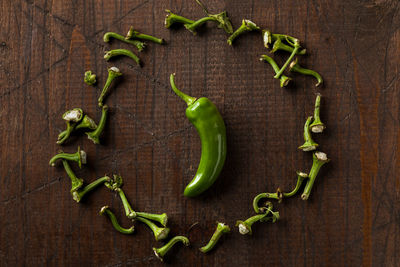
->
[199, 222, 230, 253]
[236, 213, 267, 235]
[49, 146, 86, 169]
[309, 93, 326, 133]
[103, 32, 146, 51]
[289, 59, 323, 86]
[57, 122, 76, 145]
[302, 152, 330, 200]
[62, 160, 84, 192]
[153, 236, 190, 262]
[165, 10, 195, 28]
[136, 216, 170, 241]
[184, 16, 216, 34]
[274, 41, 300, 79]
[283, 171, 309, 198]
[104, 49, 141, 66]
[169, 73, 197, 106]
[86, 105, 108, 145]
[271, 34, 300, 46]
[72, 176, 111, 203]
[84, 70, 96, 86]
[136, 212, 168, 227]
[298, 116, 319, 151]
[259, 55, 292, 87]
[115, 188, 136, 219]
[98, 67, 122, 107]
[271, 38, 306, 55]
[126, 26, 164, 44]
[227, 19, 260, 45]
[100, 206, 135, 234]
[75, 115, 97, 131]
[253, 193, 280, 213]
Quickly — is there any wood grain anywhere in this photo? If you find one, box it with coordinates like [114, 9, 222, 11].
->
[1, 0, 399, 266]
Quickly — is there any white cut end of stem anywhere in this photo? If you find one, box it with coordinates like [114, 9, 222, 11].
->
[298, 171, 308, 177]
[64, 110, 81, 122]
[80, 150, 87, 164]
[315, 151, 328, 161]
[110, 66, 120, 73]
[311, 125, 324, 133]
[238, 224, 249, 235]
[302, 145, 316, 152]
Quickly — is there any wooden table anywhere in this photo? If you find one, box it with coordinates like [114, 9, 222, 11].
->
[1, 0, 399, 266]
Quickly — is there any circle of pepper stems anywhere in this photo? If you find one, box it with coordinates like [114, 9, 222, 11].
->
[48, 0, 330, 262]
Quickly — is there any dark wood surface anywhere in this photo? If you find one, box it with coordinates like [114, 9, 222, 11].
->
[1, 0, 399, 266]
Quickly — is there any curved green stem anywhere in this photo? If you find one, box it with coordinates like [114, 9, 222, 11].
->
[271, 34, 300, 46]
[259, 55, 292, 87]
[57, 122, 76, 145]
[153, 236, 190, 262]
[309, 93, 326, 132]
[136, 216, 170, 241]
[62, 160, 83, 192]
[184, 16, 216, 34]
[98, 67, 122, 107]
[237, 203, 279, 235]
[165, 10, 195, 28]
[84, 70, 96, 86]
[289, 58, 323, 86]
[49, 146, 86, 168]
[126, 26, 164, 44]
[283, 171, 309, 198]
[104, 49, 141, 66]
[103, 32, 146, 51]
[86, 105, 108, 145]
[227, 19, 260, 45]
[298, 116, 319, 151]
[100, 206, 135, 234]
[302, 151, 330, 200]
[72, 176, 111, 203]
[274, 41, 300, 79]
[199, 222, 230, 253]
[169, 73, 197, 106]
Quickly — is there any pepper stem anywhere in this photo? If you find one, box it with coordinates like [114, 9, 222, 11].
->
[169, 73, 196, 106]
[199, 222, 230, 253]
[274, 41, 300, 79]
[298, 116, 319, 151]
[72, 176, 111, 203]
[136, 216, 170, 241]
[301, 151, 330, 200]
[289, 58, 323, 86]
[98, 67, 122, 107]
[104, 49, 141, 66]
[283, 171, 309, 198]
[100, 206, 135, 234]
[309, 93, 326, 133]
[259, 55, 292, 87]
[61, 160, 84, 192]
[116, 188, 136, 219]
[153, 236, 190, 262]
[49, 146, 86, 169]
[86, 105, 109, 145]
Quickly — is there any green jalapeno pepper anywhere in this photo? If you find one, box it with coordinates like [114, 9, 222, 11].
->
[170, 74, 227, 197]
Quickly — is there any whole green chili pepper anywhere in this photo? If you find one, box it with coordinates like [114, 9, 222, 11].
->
[169, 74, 227, 197]
[199, 222, 230, 253]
